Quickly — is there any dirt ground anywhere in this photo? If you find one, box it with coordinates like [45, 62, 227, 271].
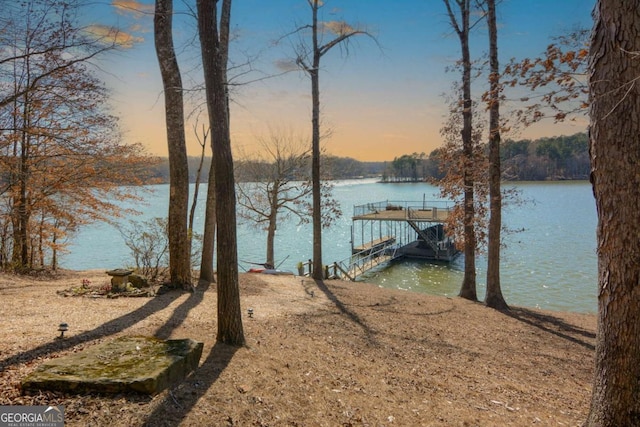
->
[0, 269, 596, 426]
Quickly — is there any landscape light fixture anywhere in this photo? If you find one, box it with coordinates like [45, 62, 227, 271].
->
[247, 308, 254, 318]
[58, 322, 69, 338]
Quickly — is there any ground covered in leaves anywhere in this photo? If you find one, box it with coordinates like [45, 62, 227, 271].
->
[0, 270, 595, 426]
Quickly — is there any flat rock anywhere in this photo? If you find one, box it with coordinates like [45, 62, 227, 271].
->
[22, 336, 203, 395]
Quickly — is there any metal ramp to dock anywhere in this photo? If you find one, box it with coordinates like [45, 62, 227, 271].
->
[327, 239, 401, 281]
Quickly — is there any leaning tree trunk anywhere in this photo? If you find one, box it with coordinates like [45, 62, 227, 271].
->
[585, 1, 640, 425]
[154, 0, 192, 289]
[484, 0, 507, 310]
[197, 0, 244, 346]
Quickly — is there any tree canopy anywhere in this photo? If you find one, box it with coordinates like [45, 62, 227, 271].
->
[0, 0, 153, 271]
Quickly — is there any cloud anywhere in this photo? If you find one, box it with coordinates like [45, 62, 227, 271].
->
[129, 23, 151, 34]
[320, 21, 356, 36]
[274, 58, 299, 72]
[112, 0, 154, 19]
[85, 25, 144, 48]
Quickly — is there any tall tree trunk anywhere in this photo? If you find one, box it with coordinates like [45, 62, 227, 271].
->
[199, 159, 216, 283]
[484, 0, 507, 310]
[266, 209, 277, 268]
[51, 232, 57, 271]
[585, 1, 640, 425]
[154, 0, 192, 289]
[18, 137, 29, 269]
[446, 0, 477, 301]
[197, 0, 244, 346]
[15, 89, 31, 270]
[310, 1, 323, 280]
[296, 0, 366, 280]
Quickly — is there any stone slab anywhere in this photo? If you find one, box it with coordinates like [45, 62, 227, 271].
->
[22, 336, 203, 395]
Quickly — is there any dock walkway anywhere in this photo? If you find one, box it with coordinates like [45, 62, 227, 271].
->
[352, 236, 396, 254]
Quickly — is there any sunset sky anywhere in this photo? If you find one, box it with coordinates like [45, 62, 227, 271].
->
[87, 0, 594, 162]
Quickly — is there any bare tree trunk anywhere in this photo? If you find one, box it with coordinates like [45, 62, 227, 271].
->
[266, 210, 277, 268]
[154, 0, 192, 289]
[199, 159, 216, 283]
[585, 1, 640, 425]
[18, 135, 30, 269]
[188, 131, 207, 234]
[484, 0, 507, 310]
[197, 0, 244, 346]
[444, 0, 477, 301]
[310, 1, 323, 280]
[292, 0, 368, 280]
[196, 126, 215, 284]
[15, 90, 31, 270]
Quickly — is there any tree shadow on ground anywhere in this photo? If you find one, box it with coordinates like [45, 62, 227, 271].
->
[0, 285, 208, 372]
[504, 307, 596, 351]
[154, 282, 210, 340]
[312, 279, 378, 343]
[141, 342, 238, 427]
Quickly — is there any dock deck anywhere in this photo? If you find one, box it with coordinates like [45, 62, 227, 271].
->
[352, 201, 450, 222]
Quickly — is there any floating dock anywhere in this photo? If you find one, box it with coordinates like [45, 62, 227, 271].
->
[326, 200, 459, 281]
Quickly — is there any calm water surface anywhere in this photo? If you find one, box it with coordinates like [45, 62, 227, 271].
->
[65, 180, 597, 314]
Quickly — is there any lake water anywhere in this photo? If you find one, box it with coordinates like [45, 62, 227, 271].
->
[64, 180, 598, 314]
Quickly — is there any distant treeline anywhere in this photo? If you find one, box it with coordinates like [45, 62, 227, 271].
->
[144, 155, 387, 183]
[501, 132, 589, 180]
[143, 133, 589, 184]
[382, 132, 589, 182]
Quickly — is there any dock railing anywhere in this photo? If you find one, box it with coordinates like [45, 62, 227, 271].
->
[353, 200, 453, 219]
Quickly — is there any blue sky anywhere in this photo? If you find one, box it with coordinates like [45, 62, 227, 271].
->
[86, 0, 594, 161]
